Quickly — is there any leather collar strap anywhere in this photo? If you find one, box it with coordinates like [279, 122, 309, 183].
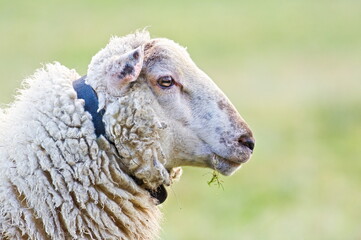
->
[72, 76, 167, 204]
[73, 76, 105, 137]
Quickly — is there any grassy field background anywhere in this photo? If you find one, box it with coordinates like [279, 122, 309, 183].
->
[1, 0, 360, 239]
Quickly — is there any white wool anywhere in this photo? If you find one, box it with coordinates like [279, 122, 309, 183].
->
[102, 82, 171, 189]
[87, 30, 151, 98]
[0, 63, 161, 239]
[0, 29, 255, 240]
[85, 31, 176, 190]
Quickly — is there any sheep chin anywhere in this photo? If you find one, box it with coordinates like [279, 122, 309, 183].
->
[210, 154, 244, 176]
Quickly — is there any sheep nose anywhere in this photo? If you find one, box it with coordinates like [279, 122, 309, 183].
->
[238, 135, 255, 152]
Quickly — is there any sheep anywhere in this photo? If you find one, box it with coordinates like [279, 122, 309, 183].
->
[0, 30, 255, 240]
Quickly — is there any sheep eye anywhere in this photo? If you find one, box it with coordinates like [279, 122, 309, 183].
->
[157, 76, 174, 88]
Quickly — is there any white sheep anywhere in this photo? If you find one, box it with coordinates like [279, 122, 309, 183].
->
[0, 30, 254, 239]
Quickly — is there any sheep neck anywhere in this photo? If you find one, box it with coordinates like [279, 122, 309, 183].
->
[73, 76, 167, 204]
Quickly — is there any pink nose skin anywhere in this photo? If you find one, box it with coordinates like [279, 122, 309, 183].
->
[238, 135, 255, 153]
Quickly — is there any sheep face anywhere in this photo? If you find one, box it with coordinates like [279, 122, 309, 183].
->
[87, 32, 254, 189]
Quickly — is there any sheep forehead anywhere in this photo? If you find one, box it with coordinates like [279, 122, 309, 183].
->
[145, 38, 190, 63]
[143, 38, 204, 86]
[151, 38, 189, 54]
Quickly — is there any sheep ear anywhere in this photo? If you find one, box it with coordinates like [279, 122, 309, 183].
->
[106, 46, 144, 89]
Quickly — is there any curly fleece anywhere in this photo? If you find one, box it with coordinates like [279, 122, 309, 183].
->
[0, 30, 254, 240]
[0, 63, 162, 239]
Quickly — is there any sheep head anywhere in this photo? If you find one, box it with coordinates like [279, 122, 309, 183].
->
[87, 31, 254, 190]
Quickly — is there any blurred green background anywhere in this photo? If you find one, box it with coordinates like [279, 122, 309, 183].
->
[1, 0, 360, 239]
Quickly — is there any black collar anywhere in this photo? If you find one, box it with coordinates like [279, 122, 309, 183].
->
[73, 76, 106, 137]
[73, 76, 167, 204]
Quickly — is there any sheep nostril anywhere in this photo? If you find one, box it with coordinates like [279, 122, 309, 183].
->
[238, 135, 255, 152]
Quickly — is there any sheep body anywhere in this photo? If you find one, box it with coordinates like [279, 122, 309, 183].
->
[0, 63, 161, 239]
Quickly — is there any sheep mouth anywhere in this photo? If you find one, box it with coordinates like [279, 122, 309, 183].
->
[210, 154, 249, 176]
